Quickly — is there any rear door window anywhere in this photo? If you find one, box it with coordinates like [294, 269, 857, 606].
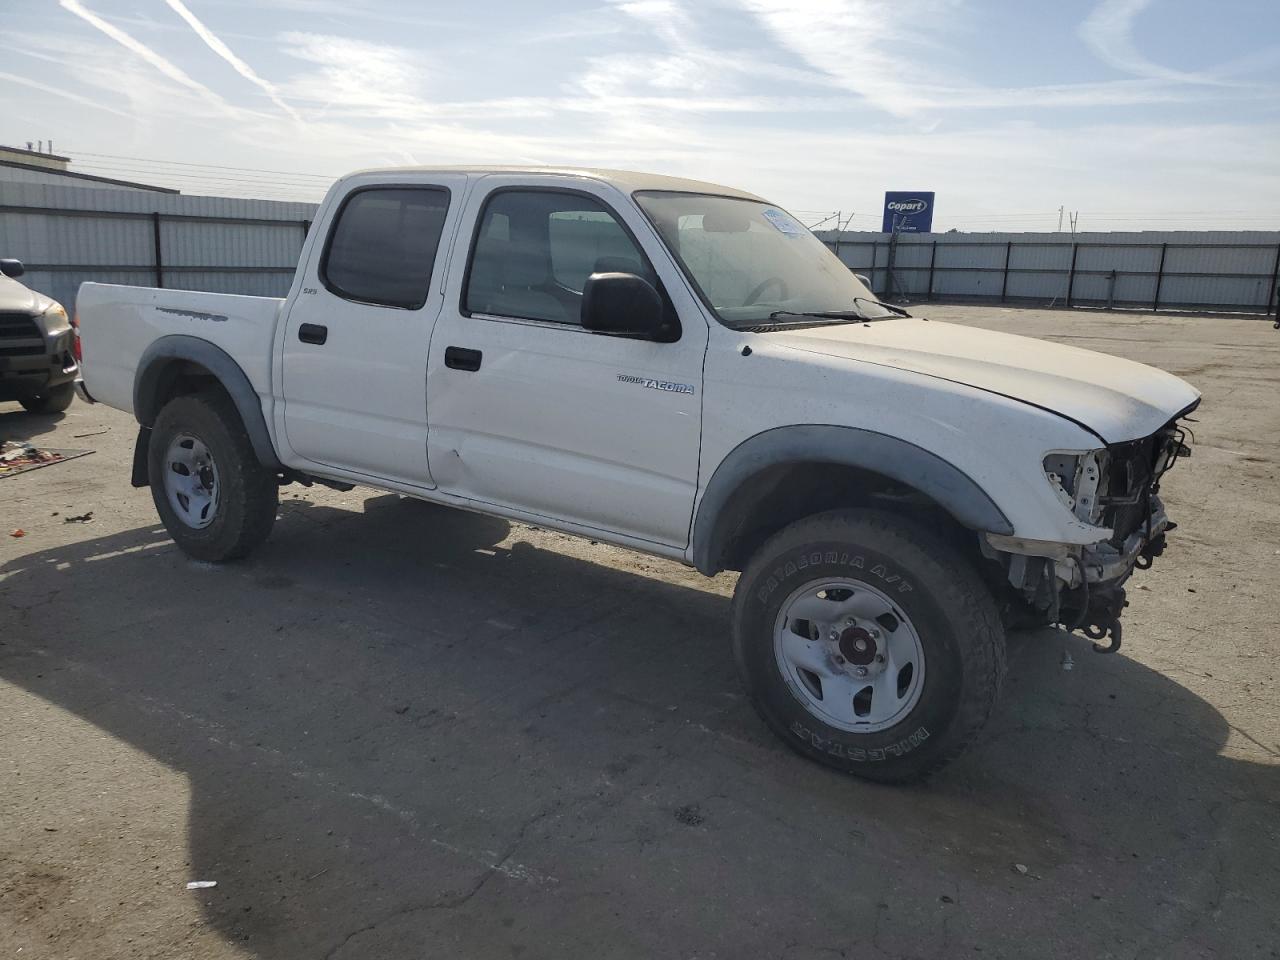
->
[322, 187, 450, 309]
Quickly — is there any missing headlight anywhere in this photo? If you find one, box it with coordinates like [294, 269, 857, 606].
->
[1043, 450, 1106, 524]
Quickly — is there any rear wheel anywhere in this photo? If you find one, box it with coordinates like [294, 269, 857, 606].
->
[148, 391, 278, 562]
[19, 381, 75, 413]
[731, 509, 1006, 783]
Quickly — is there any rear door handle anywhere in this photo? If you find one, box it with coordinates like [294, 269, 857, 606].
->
[444, 346, 482, 372]
[298, 323, 328, 345]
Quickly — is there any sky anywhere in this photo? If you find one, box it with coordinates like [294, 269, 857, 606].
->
[2, 0, 1278, 231]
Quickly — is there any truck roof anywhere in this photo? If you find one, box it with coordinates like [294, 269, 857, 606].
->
[343, 166, 765, 201]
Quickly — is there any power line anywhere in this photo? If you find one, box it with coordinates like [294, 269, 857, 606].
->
[69, 160, 331, 186]
[69, 150, 337, 180]
[72, 166, 329, 191]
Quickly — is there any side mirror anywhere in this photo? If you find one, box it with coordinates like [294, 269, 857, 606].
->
[581, 272, 665, 339]
[0, 259, 24, 279]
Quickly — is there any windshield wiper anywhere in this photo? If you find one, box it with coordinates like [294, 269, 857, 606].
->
[852, 296, 911, 318]
[733, 301, 910, 331]
[764, 310, 867, 323]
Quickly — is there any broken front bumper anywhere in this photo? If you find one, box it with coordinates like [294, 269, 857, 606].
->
[991, 410, 1195, 653]
[1062, 495, 1171, 589]
[1065, 495, 1174, 652]
[984, 492, 1178, 654]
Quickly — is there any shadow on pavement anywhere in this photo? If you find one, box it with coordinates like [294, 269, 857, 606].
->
[0, 406, 68, 445]
[2, 494, 1275, 958]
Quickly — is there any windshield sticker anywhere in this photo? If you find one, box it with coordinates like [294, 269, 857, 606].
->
[762, 208, 804, 237]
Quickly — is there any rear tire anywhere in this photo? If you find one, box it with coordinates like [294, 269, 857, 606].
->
[731, 509, 1006, 783]
[148, 391, 278, 562]
[20, 381, 75, 413]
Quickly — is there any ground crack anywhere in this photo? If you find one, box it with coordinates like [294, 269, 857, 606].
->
[321, 805, 557, 959]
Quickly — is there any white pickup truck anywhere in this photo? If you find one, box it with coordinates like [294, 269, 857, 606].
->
[75, 167, 1199, 782]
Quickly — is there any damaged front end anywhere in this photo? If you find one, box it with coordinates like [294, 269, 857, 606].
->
[983, 410, 1196, 653]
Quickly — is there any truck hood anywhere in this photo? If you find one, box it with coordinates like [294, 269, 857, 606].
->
[0, 275, 54, 316]
[766, 317, 1200, 443]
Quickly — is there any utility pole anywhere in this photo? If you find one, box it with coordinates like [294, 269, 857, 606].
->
[1058, 206, 1064, 232]
[886, 215, 908, 302]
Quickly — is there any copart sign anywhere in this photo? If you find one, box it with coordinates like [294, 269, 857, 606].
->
[881, 191, 935, 233]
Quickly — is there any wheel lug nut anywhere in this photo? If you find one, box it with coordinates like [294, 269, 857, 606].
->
[875, 654, 885, 663]
[835, 655, 845, 664]
[855, 667, 868, 678]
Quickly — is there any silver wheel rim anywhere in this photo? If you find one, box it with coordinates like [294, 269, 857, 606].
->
[163, 433, 220, 530]
[772, 578, 926, 734]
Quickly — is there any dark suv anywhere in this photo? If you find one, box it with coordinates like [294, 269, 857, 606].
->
[0, 259, 78, 414]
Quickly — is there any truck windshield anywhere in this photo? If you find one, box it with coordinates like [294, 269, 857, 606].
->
[634, 191, 901, 327]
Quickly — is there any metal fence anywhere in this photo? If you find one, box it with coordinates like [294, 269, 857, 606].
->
[818, 229, 1280, 315]
[0, 182, 317, 309]
[3, 183, 1278, 317]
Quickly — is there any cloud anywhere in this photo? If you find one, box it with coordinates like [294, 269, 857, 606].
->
[1079, 0, 1219, 84]
[733, 0, 1270, 117]
[731, 0, 960, 116]
[277, 32, 429, 117]
[0, 70, 133, 119]
[161, 0, 302, 122]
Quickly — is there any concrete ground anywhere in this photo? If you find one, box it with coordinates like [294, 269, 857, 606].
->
[2, 304, 1277, 959]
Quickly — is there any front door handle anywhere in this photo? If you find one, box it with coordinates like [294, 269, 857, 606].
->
[444, 346, 482, 372]
[298, 323, 328, 345]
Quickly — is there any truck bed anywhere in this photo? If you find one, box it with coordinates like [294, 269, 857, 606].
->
[76, 283, 284, 416]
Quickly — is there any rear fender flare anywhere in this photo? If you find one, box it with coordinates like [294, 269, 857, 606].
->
[133, 335, 281, 475]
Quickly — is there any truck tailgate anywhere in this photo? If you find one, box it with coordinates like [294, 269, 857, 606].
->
[76, 282, 284, 416]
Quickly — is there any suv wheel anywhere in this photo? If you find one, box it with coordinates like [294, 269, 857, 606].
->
[731, 509, 1006, 783]
[19, 381, 75, 414]
[148, 391, 278, 562]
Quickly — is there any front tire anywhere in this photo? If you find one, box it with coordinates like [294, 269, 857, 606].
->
[148, 391, 278, 562]
[731, 510, 1005, 783]
[20, 381, 75, 413]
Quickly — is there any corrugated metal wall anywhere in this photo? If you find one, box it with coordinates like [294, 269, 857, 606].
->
[0, 182, 318, 308]
[819, 229, 1280, 314]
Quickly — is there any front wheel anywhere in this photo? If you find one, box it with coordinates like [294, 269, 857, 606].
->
[19, 381, 75, 413]
[148, 391, 278, 562]
[731, 510, 1006, 783]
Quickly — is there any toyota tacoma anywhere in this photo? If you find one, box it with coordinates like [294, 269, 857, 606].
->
[73, 167, 1199, 782]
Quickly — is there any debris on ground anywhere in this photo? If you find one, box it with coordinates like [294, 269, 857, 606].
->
[0, 441, 93, 479]
[9, 529, 24, 538]
[1061, 650, 1075, 672]
[63, 512, 94, 524]
[674, 804, 704, 826]
[185, 880, 217, 890]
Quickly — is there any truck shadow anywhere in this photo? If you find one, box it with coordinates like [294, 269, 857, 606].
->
[0, 405, 66, 444]
[2, 494, 1275, 958]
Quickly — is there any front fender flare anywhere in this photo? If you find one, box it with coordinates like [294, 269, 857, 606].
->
[133, 335, 281, 470]
[691, 424, 1013, 574]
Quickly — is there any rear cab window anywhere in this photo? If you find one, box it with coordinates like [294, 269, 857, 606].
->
[321, 186, 451, 309]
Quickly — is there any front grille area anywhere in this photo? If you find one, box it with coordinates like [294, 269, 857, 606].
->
[0, 311, 45, 357]
[1100, 425, 1183, 545]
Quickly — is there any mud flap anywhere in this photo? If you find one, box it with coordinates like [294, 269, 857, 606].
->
[131, 427, 151, 487]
